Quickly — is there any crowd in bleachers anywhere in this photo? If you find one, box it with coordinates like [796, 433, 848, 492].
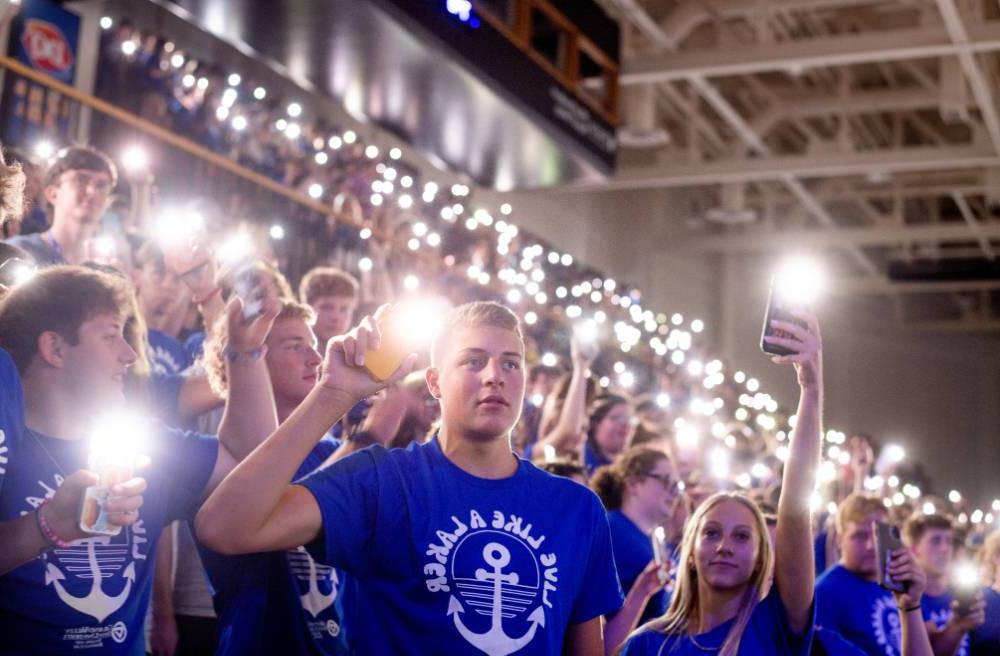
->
[0, 5, 998, 656]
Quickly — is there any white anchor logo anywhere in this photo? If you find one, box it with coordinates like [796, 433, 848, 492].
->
[289, 546, 338, 618]
[448, 542, 545, 656]
[45, 537, 134, 622]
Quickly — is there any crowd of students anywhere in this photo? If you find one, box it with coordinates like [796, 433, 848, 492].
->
[1, 132, 998, 656]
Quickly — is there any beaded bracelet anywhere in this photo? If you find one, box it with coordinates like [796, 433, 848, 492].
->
[36, 498, 73, 549]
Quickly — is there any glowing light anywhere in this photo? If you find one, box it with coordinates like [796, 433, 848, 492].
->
[170, 53, 184, 68]
[269, 224, 285, 240]
[328, 135, 342, 150]
[216, 232, 255, 266]
[389, 147, 402, 160]
[561, 253, 573, 266]
[543, 444, 557, 462]
[88, 412, 150, 475]
[774, 255, 826, 306]
[343, 130, 357, 144]
[949, 490, 962, 504]
[121, 145, 148, 171]
[215, 106, 230, 121]
[287, 102, 302, 117]
[358, 257, 373, 272]
[398, 194, 413, 209]
[253, 86, 267, 100]
[34, 140, 55, 160]
[285, 122, 301, 139]
[315, 151, 329, 165]
[709, 448, 730, 479]
[370, 194, 384, 207]
[100, 16, 113, 30]
[676, 426, 700, 450]
[232, 115, 248, 131]
[308, 183, 324, 199]
[359, 228, 372, 240]
[427, 232, 441, 247]
[121, 40, 137, 56]
[524, 311, 537, 325]
[541, 352, 558, 368]
[407, 238, 420, 251]
[403, 275, 419, 290]
[884, 444, 906, 464]
[655, 393, 670, 409]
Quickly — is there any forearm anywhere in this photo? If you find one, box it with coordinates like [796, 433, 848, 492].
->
[603, 590, 652, 656]
[152, 526, 176, 621]
[0, 512, 51, 576]
[538, 366, 587, 451]
[900, 608, 934, 656]
[218, 357, 277, 461]
[929, 623, 965, 656]
[178, 375, 224, 419]
[197, 385, 355, 549]
[775, 386, 821, 629]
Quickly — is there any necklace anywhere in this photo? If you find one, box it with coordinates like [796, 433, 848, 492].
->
[686, 632, 718, 652]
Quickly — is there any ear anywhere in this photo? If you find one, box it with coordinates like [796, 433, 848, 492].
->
[43, 184, 60, 208]
[37, 330, 68, 368]
[425, 367, 441, 400]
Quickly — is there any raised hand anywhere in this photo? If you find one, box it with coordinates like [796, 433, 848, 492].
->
[764, 309, 822, 392]
[888, 548, 926, 610]
[42, 470, 147, 543]
[225, 288, 280, 353]
[319, 306, 418, 404]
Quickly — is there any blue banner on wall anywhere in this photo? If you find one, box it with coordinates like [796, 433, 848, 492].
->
[11, 0, 80, 85]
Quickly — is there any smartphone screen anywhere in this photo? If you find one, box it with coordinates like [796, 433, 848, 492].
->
[760, 277, 808, 356]
[230, 262, 265, 322]
[873, 521, 906, 593]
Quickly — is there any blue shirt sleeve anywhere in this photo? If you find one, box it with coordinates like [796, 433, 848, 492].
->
[154, 425, 219, 522]
[570, 494, 625, 623]
[296, 446, 388, 577]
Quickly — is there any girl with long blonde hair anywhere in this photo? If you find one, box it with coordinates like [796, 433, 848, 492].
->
[620, 310, 823, 655]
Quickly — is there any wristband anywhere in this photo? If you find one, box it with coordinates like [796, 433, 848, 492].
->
[36, 499, 73, 549]
[223, 344, 267, 364]
[902, 603, 922, 613]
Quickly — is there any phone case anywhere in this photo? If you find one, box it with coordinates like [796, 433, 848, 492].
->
[364, 309, 412, 381]
[760, 281, 808, 356]
[873, 521, 906, 593]
[79, 486, 122, 536]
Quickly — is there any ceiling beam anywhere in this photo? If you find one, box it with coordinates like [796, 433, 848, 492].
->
[673, 221, 1000, 253]
[951, 190, 996, 260]
[834, 278, 1000, 294]
[589, 145, 999, 190]
[621, 23, 1000, 84]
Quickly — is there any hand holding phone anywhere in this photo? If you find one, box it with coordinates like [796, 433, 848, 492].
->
[363, 305, 415, 382]
[873, 521, 907, 593]
[760, 276, 809, 356]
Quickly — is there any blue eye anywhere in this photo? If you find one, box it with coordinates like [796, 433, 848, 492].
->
[503, 360, 520, 370]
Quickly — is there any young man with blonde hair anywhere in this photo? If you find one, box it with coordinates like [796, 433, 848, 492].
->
[816, 493, 932, 656]
[298, 266, 359, 354]
[197, 301, 624, 654]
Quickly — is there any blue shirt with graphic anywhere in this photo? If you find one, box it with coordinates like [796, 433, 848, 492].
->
[0, 421, 218, 655]
[199, 434, 349, 655]
[922, 591, 969, 656]
[147, 329, 191, 376]
[606, 510, 668, 625]
[816, 564, 900, 656]
[0, 349, 25, 492]
[299, 437, 624, 655]
[969, 586, 1000, 655]
[620, 586, 814, 655]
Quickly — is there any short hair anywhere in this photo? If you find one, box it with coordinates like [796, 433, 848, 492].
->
[134, 240, 167, 272]
[836, 493, 888, 534]
[203, 300, 314, 396]
[903, 513, 954, 547]
[528, 362, 562, 383]
[537, 459, 587, 482]
[43, 145, 118, 190]
[0, 149, 25, 223]
[590, 445, 669, 510]
[0, 265, 132, 373]
[430, 301, 523, 366]
[981, 530, 1000, 583]
[298, 266, 359, 306]
[219, 259, 295, 302]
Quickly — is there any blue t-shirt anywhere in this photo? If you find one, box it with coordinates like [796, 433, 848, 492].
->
[969, 586, 1000, 655]
[200, 435, 348, 655]
[584, 442, 611, 475]
[607, 510, 668, 625]
[4, 233, 64, 266]
[0, 349, 25, 491]
[147, 329, 191, 376]
[299, 437, 624, 654]
[923, 591, 969, 656]
[812, 625, 868, 655]
[816, 564, 900, 656]
[620, 586, 814, 655]
[0, 422, 218, 655]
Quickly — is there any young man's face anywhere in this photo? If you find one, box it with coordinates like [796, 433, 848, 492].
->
[839, 512, 885, 579]
[310, 295, 357, 345]
[44, 168, 113, 232]
[134, 262, 182, 327]
[265, 316, 322, 407]
[428, 325, 525, 442]
[913, 527, 954, 578]
[57, 312, 137, 407]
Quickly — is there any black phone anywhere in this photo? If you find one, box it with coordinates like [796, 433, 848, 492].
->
[760, 276, 808, 356]
[954, 585, 978, 615]
[873, 521, 907, 593]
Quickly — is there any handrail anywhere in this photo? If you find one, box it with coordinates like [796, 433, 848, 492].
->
[0, 55, 361, 230]
[470, 0, 620, 125]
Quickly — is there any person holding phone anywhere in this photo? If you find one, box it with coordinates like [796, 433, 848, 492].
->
[618, 309, 822, 656]
[969, 531, 1000, 654]
[0, 265, 279, 654]
[816, 493, 933, 656]
[904, 513, 986, 656]
[591, 446, 678, 655]
[196, 301, 625, 654]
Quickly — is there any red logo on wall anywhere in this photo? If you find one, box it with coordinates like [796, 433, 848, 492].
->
[20, 19, 74, 74]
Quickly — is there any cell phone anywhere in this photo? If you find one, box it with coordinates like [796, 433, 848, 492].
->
[955, 586, 978, 615]
[760, 276, 808, 356]
[78, 467, 131, 536]
[363, 306, 412, 381]
[873, 520, 907, 593]
[952, 562, 981, 615]
[230, 262, 265, 322]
